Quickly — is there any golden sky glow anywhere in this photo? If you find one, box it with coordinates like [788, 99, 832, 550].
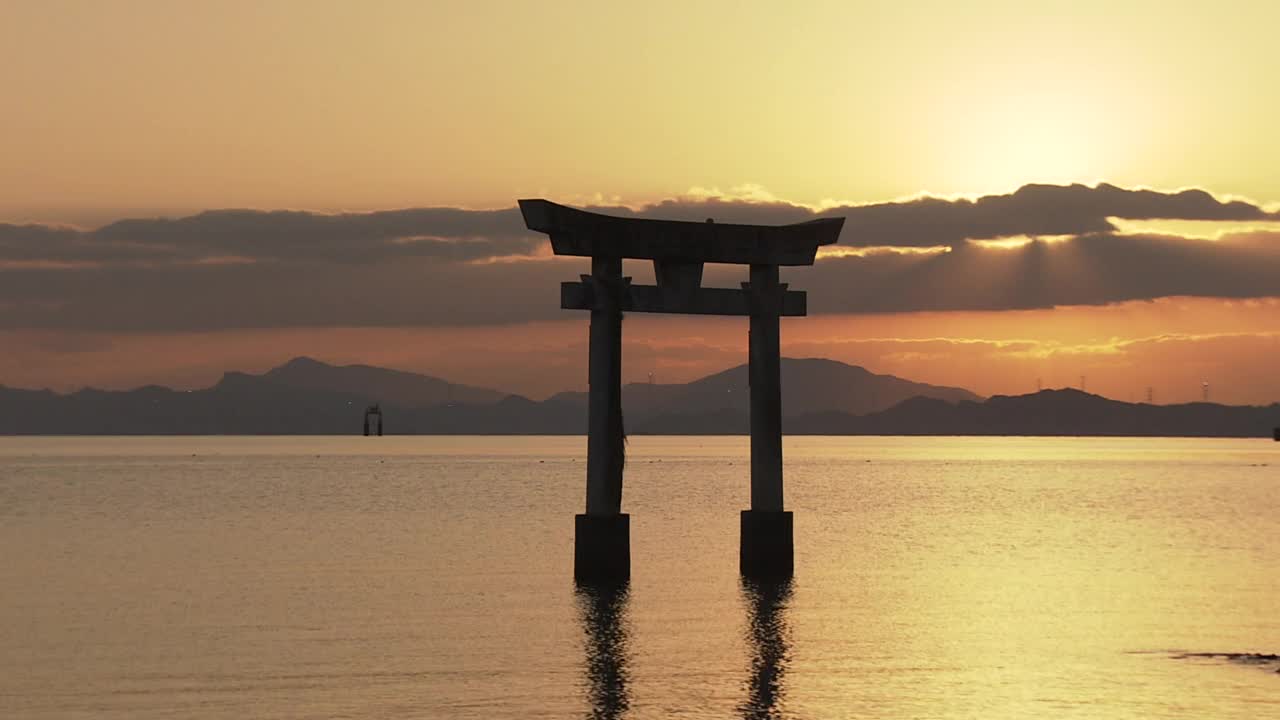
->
[2, 1, 1279, 220]
[3, 1, 1280, 403]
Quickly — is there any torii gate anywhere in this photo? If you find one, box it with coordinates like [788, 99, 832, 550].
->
[519, 199, 843, 580]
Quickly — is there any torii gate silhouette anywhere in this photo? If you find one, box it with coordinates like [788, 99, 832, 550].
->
[520, 199, 844, 580]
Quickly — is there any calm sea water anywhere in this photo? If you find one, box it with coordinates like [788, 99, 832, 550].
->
[1, 436, 1277, 719]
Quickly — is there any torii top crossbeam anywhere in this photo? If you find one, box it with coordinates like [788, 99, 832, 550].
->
[518, 199, 842, 266]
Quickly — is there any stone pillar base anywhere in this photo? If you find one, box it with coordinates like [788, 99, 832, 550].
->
[740, 510, 793, 578]
[575, 514, 630, 582]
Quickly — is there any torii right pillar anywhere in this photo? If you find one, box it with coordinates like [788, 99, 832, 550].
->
[741, 263, 792, 577]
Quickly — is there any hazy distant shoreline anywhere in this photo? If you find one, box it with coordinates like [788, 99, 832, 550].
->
[3, 357, 1276, 438]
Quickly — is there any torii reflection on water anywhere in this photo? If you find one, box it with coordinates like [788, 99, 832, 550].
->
[575, 578, 794, 719]
[575, 581, 632, 720]
[740, 577, 794, 720]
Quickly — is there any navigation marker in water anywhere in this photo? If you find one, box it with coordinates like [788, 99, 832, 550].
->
[519, 199, 843, 580]
[363, 403, 383, 436]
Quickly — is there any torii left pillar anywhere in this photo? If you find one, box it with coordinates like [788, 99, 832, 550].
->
[575, 256, 630, 582]
[741, 264, 793, 577]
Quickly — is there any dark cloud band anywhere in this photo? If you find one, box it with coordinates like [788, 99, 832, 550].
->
[0, 183, 1278, 330]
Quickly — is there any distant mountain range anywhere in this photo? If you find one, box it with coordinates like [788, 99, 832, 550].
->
[1, 356, 1277, 437]
[549, 357, 980, 423]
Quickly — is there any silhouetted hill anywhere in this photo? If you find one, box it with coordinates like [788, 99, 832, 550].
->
[1, 359, 1276, 436]
[553, 357, 980, 420]
[780, 389, 1280, 437]
[0, 377, 373, 434]
[258, 356, 506, 407]
[633, 389, 1279, 437]
[0, 358, 548, 435]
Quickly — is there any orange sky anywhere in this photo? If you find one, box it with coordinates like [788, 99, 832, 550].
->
[2, 2, 1280, 404]
[3, 296, 1278, 405]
